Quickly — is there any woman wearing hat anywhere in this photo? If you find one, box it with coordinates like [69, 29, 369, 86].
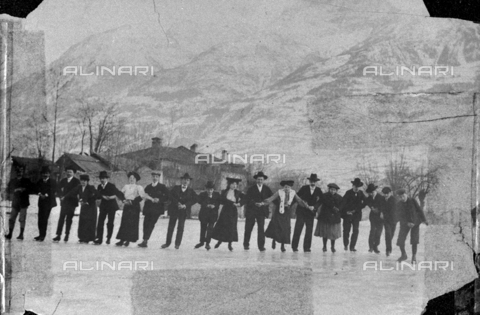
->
[116, 171, 145, 247]
[259, 180, 310, 252]
[65, 174, 99, 244]
[315, 183, 343, 252]
[211, 177, 246, 251]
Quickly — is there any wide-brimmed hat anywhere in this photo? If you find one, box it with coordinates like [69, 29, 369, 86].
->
[366, 183, 378, 193]
[127, 171, 141, 181]
[327, 183, 340, 190]
[79, 174, 90, 181]
[351, 178, 364, 187]
[40, 166, 51, 175]
[381, 187, 392, 194]
[99, 171, 109, 179]
[307, 173, 320, 182]
[151, 170, 162, 176]
[180, 173, 193, 180]
[396, 188, 407, 195]
[205, 181, 215, 189]
[253, 171, 268, 180]
[280, 180, 294, 187]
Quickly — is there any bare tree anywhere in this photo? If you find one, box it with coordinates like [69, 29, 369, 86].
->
[47, 68, 73, 162]
[28, 108, 51, 159]
[73, 97, 123, 154]
[385, 155, 439, 208]
[93, 102, 123, 153]
[356, 159, 381, 186]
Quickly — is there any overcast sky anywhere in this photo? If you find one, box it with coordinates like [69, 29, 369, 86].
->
[21, 0, 430, 64]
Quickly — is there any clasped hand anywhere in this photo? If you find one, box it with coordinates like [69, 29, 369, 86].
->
[177, 203, 186, 209]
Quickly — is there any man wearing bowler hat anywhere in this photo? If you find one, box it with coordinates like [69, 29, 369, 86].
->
[53, 165, 80, 242]
[292, 173, 322, 252]
[195, 181, 221, 250]
[396, 188, 428, 263]
[33, 166, 57, 241]
[161, 173, 197, 249]
[243, 171, 273, 251]
[138, 170, 170, 248]
[340, 178, 366, 252]
[94, 171, 124, 245]
[366, 183, 383, 253]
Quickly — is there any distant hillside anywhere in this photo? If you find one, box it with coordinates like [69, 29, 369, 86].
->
[12, 0, 480, 180]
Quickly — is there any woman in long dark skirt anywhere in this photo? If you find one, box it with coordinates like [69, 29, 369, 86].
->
[314, 183, 343, 252]
[259, 180, 310, 252]
[66, 174, 98, 244]
[116, 171, 144, 247]
[211, 177, 246, 251]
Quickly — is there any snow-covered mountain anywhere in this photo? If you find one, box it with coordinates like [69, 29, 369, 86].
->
[15, 0, 480, 180]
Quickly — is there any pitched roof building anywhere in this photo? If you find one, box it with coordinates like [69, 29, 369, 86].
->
[55, 153, 112, 175]
[116, 137, 248, 191]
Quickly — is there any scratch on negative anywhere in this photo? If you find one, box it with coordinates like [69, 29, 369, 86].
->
[383, 114, 476, 124]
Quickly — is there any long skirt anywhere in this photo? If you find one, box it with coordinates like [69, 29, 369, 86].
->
[265, 205, 292, 244]
[78, 204, 97, 242]
[314, 220, 341, 240]
[116, 203, 140, 242]
[211, 204, 238, 242]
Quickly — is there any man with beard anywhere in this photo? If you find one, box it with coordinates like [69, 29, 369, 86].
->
[161, 173, 197, 249]
[243, 171, 272, 252]
[53, 165, 80, 243]
[138, 170, 170, 248]
[292, 173, 322, 252]
[94, 171, 124, 245]
[340, 178, 366, 252]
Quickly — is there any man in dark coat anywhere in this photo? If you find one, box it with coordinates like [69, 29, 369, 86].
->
[161, 173, 197, 249]
[53, 165, 80, 242]
[33, 166, 57, 241]
[5, 166, 32, 240]
[292, 173, 322, 252]
[366, 183, 383, 254]
[396, 189, 428, 263]
[380, 187, 396, 256]
[194, 181, 221, 250]
[138, 170, 170, 248]
[340, 178, 366, 252]
[243, 171, 273, 251]
[94, 171, 124, 245]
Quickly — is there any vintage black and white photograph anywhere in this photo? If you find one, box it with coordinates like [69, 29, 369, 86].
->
[0, 0, 479, 314]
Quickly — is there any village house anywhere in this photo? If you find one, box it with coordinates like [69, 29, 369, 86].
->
[115, 137, 248, 191]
